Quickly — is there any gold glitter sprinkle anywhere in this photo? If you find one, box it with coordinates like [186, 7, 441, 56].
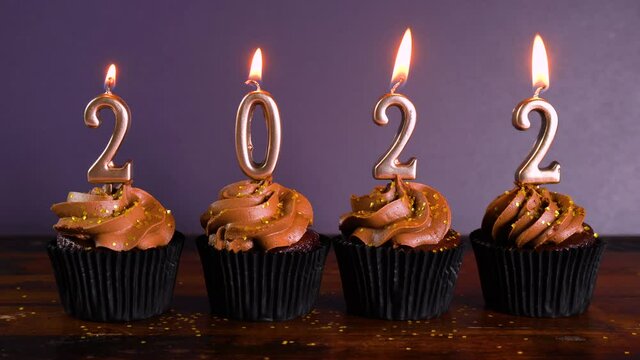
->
[594, 233, 599, 238]
[140, 340, 146, 344]
[166, 209, 172, 214]
[112, 242, 117, 247]
[517, 351, 523, 355]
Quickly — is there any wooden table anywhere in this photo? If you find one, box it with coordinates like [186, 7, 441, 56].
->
[1, 236, 639, 359]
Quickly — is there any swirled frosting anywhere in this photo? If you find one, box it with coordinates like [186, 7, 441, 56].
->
[339, 177, 452, 248]
[481, 185, 587, 248]
[200, 178, 314, 252]
[51, 185, 175, 251]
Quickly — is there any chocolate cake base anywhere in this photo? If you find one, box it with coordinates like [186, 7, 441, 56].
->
[47, 232, 185, 322]
[333, 230, 464, 320]
[196, 230, 330, 321]
[470, 229, 606, 317]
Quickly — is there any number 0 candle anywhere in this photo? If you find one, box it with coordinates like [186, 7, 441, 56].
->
[512, 34, 560, 184]
[235, 48, 282, 180]
[373, 28, 417, 180]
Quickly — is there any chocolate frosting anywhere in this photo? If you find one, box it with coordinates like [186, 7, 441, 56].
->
[200, 178, 313, 252]
[51, 185, 175, 251]
[481, 185, 586, 249]
[339, 177, 452, 248]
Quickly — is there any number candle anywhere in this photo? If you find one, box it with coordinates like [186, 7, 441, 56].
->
[235, 48, 282, 180]
[512, 34, 560, 184]
[84, 64, 132, 194]
[373, 28, 417, 180]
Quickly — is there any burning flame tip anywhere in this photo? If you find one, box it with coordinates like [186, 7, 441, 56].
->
[104, 64, 116, 91]
[531, 34, 549, 90]
[391, 28, 412, 87]
[248, 48, 263, 82]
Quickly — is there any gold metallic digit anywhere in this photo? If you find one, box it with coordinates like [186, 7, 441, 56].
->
[235, 91, 281, 180]
[372, 93, 417, 180]
[84, 93, 132, 186]
[512, 97, 560, 184]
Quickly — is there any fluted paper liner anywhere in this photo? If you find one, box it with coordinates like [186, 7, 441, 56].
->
[470, 229, 605, 317]
[47, 232, 185, 322]
[196, 235, 330, 321]
[333, 236, 464, 320]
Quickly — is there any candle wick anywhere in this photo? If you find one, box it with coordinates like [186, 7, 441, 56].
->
[533, 86, 546, 98]
[390, 79, 404, 94]
[245, 79, 261, 92]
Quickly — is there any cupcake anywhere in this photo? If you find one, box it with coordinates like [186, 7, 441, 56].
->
[335, 176, 464, 320]
[471, 184, 605, 317]
[197, 178, 330, 321]
[48, 185, 184, 322]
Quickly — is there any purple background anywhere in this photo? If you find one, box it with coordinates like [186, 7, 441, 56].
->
[2, 0, 639, 236]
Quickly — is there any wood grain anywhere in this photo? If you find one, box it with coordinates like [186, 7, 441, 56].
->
[0, 236, 639, 359]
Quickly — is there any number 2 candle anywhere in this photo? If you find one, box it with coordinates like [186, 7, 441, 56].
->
[84, 64, 132, 194]
[373, 28, 417, 180]
[512, 34, 560, 184]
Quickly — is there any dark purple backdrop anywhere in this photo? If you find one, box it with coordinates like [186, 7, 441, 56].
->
[2, 0, 639, 236]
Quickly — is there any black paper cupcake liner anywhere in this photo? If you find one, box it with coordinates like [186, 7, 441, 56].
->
[333, 236, 464, 320]
[470, 229, 606, 317]
[196, 234, 330, 321]
[47, 232, 185, 322]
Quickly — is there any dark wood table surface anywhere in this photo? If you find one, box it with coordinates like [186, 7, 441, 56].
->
[1, 235, 639, 359]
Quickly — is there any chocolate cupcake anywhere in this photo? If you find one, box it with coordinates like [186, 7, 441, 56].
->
[197, 178, 330, 321]
[335, 176, 464, 320]
[471, 184, 605, 317]
[48, 185, 184, 322]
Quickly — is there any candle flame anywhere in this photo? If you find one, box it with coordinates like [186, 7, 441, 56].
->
[248, 48, 262, 82]
[391, 28, 412, 86]
[532, 34, 549, 90]
[104, 64, 116, 92]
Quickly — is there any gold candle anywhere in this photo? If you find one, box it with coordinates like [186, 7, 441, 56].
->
[84, 64, 133, 194]
[235, 48, 282, 180]
[373, 28, 417, 180]
[512, 34, 561, 184]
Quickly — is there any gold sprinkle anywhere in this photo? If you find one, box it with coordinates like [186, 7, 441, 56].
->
[140, 340, 146, 344]
[515, 202, 520, 207]
[281, 341, 288, 345]
[594, 233, 599, 238]
[625, 351, 630, 355]
[405, 347, 412, 351]
[517, 351, 523, 355]
[307, 343, 316, 346]
[166, 209, 172, 214]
